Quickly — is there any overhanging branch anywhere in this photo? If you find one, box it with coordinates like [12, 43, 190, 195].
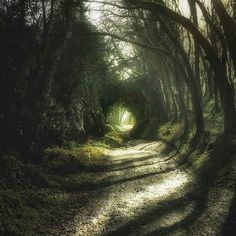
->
[91, 31, 169, 54]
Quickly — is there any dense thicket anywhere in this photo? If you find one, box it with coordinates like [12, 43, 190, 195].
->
[0, 0, 111, 158]
[1, 2, 236, 234]
[0, 0, 236, 157]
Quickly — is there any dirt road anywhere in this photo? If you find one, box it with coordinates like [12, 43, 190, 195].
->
[60, 140, 233, 236]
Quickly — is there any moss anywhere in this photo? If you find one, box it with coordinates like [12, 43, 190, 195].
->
[188, 150, 209, 170]
[158, 122, 184, 142]
[0, 186, 81, 235]
[43, 138, 113, 175]
[0, 138, 117, 234]
[104, 132, 124, 147]
[0, 155, 25, 184]
[44, 147, 85, 175]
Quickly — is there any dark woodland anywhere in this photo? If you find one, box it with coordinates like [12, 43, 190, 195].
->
[0, 0, 236, 235]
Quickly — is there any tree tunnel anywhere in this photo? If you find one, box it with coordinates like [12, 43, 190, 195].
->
[1, 0, 235, 151]
[86, 0, 236, 139]
[106, 104, 136, 132]
[103, 86, 149, 137]
[1, 1, 236, 235]
[103, 76, 166, 139]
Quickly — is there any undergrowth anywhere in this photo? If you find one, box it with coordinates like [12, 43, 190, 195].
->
[0, 131, 123, 235]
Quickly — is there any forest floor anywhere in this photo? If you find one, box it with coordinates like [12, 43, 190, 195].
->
[1, 125, 236, 235]
[53, 139, 235, 236]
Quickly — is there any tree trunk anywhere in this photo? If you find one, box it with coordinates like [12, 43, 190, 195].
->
[158, 18, 204, 135]
[126, 0, 236, 133]
[212, 0, 236, 73]
[175, 68, 189, 134]
[188, 0, 201, 98]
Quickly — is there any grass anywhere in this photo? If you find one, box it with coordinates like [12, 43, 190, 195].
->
[44, 142, 108, 174]
[0, 151, 79, 235]
[156, 122, 236, 193]
[0, 188, 77, 235]
[153, 123, 236, 235]
[0, 131, 125, 235]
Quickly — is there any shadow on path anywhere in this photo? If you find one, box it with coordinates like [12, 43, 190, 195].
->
[105, 192, 194, 236]
[102, 138, 235, 235]
[68, 138, 236, 236]
[65, 166, 175, 192]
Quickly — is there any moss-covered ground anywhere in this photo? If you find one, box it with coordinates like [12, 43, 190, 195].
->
[0, 131, 124, 235]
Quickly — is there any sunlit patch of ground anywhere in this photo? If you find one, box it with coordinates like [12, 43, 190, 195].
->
[60, 141, 234, 236]
[73, 170, 192, 236]
[67, 141, 193, 236]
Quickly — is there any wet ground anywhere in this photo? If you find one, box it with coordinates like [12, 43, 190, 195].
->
[59, 140, 234, 236]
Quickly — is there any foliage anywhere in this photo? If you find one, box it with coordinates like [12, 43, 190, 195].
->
[0, 1, 110, 158]
[0, 138, 113, 235]
[1, 0, 236, 234]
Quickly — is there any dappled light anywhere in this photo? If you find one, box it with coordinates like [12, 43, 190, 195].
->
[73, 141, 193, 236]
[1, 0, 236, 235]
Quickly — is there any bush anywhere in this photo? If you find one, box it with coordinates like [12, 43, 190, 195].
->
[44, 141, 110, 175]
[0, 155, 49, 187]
[0, 156, 25, 184]
[44, 147, 84, 175]
[104, 133, 123, 147]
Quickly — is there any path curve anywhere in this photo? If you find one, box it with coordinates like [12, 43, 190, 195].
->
[60, 140, 233, 236]
[70, 140, 193, 235]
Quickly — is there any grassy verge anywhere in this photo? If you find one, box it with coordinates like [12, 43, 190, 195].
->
[156, 122, 236, 194]
[157, 122, 236, 234]
[0, 132, 124, 235]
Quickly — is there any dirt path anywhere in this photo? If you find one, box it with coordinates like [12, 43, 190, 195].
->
[60, 140, 234, 236]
